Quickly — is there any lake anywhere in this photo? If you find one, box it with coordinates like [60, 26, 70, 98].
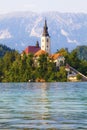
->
[0, 82, 87, 129]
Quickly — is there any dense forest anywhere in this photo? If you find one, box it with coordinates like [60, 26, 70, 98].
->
[0, 44, 87, 82]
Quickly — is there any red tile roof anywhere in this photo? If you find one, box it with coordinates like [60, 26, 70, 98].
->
[50, 53, 63, 60]
[24, 46, 41, 54]
[34, 50, 47, 57]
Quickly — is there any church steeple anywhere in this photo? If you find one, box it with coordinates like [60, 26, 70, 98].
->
[42, 19, 49, 36]
[41, 19, 51, 54]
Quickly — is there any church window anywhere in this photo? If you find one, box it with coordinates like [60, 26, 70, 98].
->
[47, 38, 49, 42]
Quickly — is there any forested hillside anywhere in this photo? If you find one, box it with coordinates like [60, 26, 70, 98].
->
[0, 44, 14, 57]
[75, 46, 87, 60]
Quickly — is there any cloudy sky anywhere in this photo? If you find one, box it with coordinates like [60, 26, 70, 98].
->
[0, 0, 87, 14]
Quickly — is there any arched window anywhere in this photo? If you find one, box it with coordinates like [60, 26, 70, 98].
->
[47, 38, 49, 42]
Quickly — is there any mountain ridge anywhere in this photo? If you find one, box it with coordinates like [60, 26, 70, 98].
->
[0, 11, 87, 53]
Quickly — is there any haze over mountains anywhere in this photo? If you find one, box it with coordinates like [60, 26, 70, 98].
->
[0, 11, 87, 53]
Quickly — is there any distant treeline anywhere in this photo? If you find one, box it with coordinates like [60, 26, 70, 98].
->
[76, 46, 87, 61]
[0, 44, 15, 58]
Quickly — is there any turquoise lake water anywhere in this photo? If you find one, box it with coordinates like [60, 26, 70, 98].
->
[0, 82, 87, 129]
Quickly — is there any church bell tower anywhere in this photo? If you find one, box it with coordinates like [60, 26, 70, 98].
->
[41, 20, 51, 54]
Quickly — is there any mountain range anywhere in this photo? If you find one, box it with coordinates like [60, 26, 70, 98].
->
[0, 11, 87, 53]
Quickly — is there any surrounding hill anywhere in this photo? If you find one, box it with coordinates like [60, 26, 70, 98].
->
[75, 46, 87, 60]
[0, 44, 14, 57]
[0, 11, 87, 52]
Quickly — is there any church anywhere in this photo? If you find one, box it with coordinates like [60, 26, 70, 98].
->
[23, 20, 65, 67]
[23, 19, 51, 55]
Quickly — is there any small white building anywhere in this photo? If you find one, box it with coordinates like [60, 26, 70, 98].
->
[51, 53, 65, 67]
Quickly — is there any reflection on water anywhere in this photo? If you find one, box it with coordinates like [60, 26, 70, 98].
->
[0, 82, 87, 129]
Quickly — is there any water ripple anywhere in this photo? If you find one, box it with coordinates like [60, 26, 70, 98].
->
[0, 82, 87, 129]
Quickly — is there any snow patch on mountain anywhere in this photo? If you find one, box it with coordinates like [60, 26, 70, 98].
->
[30, 17, 42, 37]
[61, 29, 78, 45]
[0, 29, 12, 39]
[67, 38, 78, 44]
[61, 29, 69, 37]
[0, 12, 87, 52]
[30, 29, 40, 37]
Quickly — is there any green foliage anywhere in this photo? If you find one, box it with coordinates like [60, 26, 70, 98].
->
[0, 45, 87, 82]
[0, 51, 67, 82]
[66, 50, 80, 69]
[77, 74, 82, 80]
[0, 44, 15, 58]
[37, 54, 48, 78]
[67, 47, 87, 76]
[78, 60, 87, 76]
[76, 46, 87, 60]
[56, 67, 67, 82]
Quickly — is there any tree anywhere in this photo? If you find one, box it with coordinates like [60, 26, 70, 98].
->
[37, 54, 48, 79]
[78, 60, 87, 76]
[56, 67, 67, 82]
[0, 59, 4, 81]
[68, 50, 80, 69]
